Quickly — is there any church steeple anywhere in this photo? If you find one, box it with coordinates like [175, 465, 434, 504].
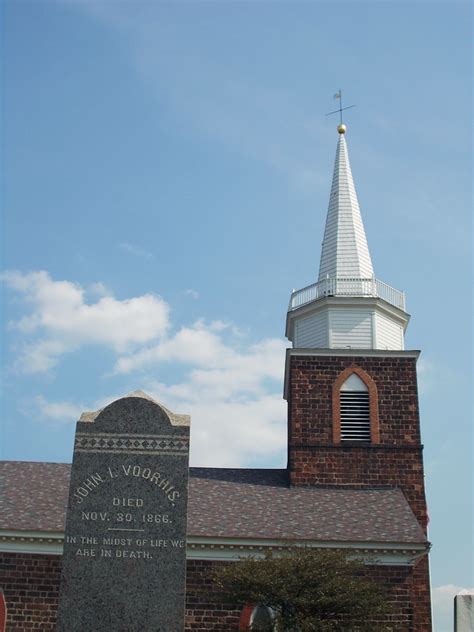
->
[318, 128, 373, 281]
[286, 125, 410, 351]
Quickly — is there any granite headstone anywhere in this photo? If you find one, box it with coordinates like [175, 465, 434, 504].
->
[57, 391, 190, 632]
[454, 591, 474, 632]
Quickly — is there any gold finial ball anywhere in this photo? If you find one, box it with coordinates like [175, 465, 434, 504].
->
[337, 123, 347, 134]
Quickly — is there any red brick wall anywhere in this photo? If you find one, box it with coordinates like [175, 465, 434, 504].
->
[0, 552, 430, 631]
[0, 553, 60, 630]
[0, 555, 241, 631]
[287, 354, 428, 528]
[411, 556, 432, 631]
[288, 354, 421, 445]
[367, 559, 432, 632]
[185, 560, 242, 630]
[287, 353, 432, 630]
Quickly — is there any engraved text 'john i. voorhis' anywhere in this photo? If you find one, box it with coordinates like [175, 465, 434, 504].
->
[73, 463, 180, 504]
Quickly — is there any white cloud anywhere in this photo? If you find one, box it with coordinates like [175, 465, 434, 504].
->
[32, 386, 287, 467]
[139, 334, 287, 466]
[118, 242, 154, 259]
[35, 395, 85, 424]
[114, 321, 234, 374]
[432, 584, 474, 632]
[88, 281, 111, 298]
[114, 322, 285, 394]
[20, 339, 73, 374]
[184, 289, 199, 300]
[1, 270, 170, 373]
[27, 330, 287, 466]
[417, 357, 434, 395]
[113, 318, 287, 466]
[181, 395, 285, 467]
[32, 391, 129, 425]
[5, 269, 288, 466]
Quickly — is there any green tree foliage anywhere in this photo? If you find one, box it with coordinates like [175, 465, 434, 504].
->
[213, 547, 396, 631]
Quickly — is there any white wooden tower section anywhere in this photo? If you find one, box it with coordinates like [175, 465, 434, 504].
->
[286, 125, 409, 351]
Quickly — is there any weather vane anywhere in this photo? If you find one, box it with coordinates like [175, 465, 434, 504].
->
[325, 90, 356, 133]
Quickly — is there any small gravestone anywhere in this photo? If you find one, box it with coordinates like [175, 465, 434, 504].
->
[57, 391, 190, 632]
[454, 591, 474, 631]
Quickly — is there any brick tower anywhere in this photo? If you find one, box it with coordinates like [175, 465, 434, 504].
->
[284, 123, 432, 630]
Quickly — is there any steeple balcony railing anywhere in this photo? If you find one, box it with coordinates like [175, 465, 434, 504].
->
[289, 277, 406, 311]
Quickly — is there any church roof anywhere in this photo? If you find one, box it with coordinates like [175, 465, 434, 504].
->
[318, 131, 374, 281]
[0, 461, 426, 545]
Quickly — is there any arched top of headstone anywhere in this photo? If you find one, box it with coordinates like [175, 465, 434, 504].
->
[78, 390, 190, 433]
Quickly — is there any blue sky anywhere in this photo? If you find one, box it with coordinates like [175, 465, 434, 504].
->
[1, 1, 472, 629]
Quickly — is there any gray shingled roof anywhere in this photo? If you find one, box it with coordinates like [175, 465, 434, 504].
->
[0, 461, 426, 544]
[0, 462, 70, 531]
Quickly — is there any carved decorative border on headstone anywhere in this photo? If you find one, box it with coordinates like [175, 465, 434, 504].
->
[75, 432, 189, 455]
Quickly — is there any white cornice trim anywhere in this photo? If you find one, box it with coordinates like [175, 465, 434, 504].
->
[288, 348, 421, 358]
[186, 537, 428, 565]
[0, 530, 64, 554]
[285, 296, 410, 341]
[0, 531, 428, 566]
[283, 348, 420, 399]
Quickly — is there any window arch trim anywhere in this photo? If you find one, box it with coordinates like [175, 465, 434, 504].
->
[332, 366, 380, 444]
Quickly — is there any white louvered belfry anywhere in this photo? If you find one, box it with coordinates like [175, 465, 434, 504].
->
[340, 374, 370, 442]
[286, 126, 410, 351]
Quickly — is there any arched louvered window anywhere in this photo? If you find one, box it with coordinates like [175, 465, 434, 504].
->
[332, 367, 380, 444]
[340, 373, 370, 442]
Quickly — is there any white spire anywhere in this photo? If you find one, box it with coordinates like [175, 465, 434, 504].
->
[318, 131, 373, 281]
[286, 125, 409, 352]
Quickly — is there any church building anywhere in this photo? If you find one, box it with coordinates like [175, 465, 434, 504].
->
[0, 124, 432, 630]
